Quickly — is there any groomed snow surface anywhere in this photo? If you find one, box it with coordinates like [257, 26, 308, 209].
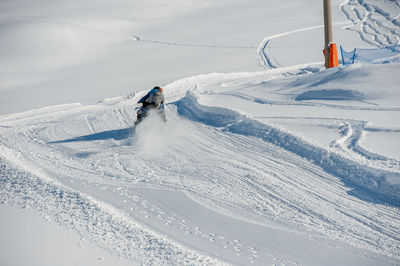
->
[1, 0, 400, 265]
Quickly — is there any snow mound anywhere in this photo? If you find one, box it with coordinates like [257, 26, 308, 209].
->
[279, 63, 400, 102]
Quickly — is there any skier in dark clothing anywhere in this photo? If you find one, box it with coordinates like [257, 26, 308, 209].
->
[135, 86, 166, 125]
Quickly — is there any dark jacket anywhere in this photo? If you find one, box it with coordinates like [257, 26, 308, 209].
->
[138, 88, 165, 108]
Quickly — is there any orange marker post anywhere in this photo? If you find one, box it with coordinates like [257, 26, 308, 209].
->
[329, 43, 339, 67]
[323, 43, 339, 68]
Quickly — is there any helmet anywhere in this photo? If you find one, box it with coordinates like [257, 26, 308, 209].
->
[153, 86, 163, 93]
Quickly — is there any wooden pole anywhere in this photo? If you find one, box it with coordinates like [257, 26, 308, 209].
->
[323, 0, 333, 69]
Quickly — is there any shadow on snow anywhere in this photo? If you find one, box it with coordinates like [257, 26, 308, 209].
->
[48, 127, 135, 144]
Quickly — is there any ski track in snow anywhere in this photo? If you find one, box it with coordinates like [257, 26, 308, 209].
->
[132, 35, 256, 50]
[0, 16, 256, 56]
[257, 22, 351, 69]
[257, 25, 326, 69]
[341, 0, 400, 48]
[1, 68, 400, 264]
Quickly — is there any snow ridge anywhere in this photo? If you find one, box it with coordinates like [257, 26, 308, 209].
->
[176, 91, 400, 207]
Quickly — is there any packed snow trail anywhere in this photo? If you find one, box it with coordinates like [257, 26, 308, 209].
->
[1, 65, 400, 265]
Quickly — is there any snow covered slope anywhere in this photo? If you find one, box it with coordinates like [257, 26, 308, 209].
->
[1, 0, 400, 265]
[0, 0, 363, 115]
[1, 63, 400, 265]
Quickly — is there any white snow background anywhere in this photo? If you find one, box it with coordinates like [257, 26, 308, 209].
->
[0, 0, 400, 265]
